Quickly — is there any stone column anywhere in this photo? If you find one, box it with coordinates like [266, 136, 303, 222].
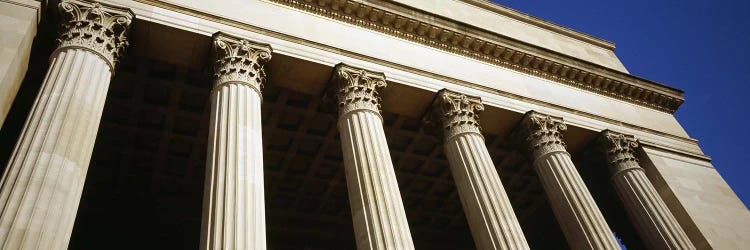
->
[330, 63, 415, 250]
[0, 1, 132, 249]
[598, 130, 695, 249]
[428, 89, 529, 250]
[517, 111, 619, 250]
[200, 32, 272, 250]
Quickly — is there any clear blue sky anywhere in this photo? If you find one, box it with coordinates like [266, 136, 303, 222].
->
[493, 0, 750, 206]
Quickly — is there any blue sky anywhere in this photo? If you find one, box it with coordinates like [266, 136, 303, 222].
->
[492, 0, 750, 206]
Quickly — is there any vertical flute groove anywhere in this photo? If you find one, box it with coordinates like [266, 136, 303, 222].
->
[0, 47, 114, 250]
[201, 33, 270, 250]
[518, 112, 619, 250]
[330, 63, 414, 250]
[339, 111, 414, 249]
[203, 84, 266, 250]
[598, 130, 695, 249]
[429, 90, 529, 250]
[0, 2, 133, 248]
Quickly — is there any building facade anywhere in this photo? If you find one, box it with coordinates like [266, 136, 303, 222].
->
[0, 0, 748, 249]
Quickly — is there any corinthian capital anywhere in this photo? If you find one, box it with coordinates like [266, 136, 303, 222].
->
[330, 63, 387, 117]
[212, 32, 272, 94]
[597, 130, 641, 175]
[427, 89, 484, 140]
[56, 0, 134, 70]
[518, 111, 568, 159]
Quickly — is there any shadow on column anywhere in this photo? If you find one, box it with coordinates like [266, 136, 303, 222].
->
[574, 144, 647, 250]
[484, 134, 569, 250]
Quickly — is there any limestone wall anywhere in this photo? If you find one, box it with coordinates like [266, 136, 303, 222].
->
[0, 0, 40, 128]
[640, 146, 750, 249]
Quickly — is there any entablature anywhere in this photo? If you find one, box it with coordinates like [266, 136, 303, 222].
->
[266, 0, 685, 113]
[91, 0, 704, 159]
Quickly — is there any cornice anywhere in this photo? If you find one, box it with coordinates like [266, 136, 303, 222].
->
[267, 0, 684, 113]
[458, 0, 615, 50]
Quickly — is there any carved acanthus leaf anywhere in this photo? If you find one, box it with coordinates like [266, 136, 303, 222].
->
[212, 32, 272, 95]
[56, 0, 134, 70]
[330, 63, 387, 117]
[428, 89, 484, 141]
[518, 111, 568, 159]
[598, 130, 641, 175]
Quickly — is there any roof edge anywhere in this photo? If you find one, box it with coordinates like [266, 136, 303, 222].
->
[266, 0, 684, 112]
[460, 0, 616, 51]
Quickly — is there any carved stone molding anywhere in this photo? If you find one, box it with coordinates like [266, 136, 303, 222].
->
[212, 32, 273, 95]
[56, 0, 134, 70]
[329, 63, 387, 118]
[598, 130, 641, 175]
[517, 111, 568, 160]
[428, 89, 484, 141]
[266, 0, 683, 113]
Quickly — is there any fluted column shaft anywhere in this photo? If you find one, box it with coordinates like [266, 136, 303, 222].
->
[429, 90, 529, 250]
[331, 64, 414, 250]
[200, 32, 272, 250]
[0, 1, 133, 249]
[599, 131, 695, 249]
[518, 112, 619, 250]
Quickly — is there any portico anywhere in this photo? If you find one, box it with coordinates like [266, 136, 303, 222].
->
[0, 0, 748, 249]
